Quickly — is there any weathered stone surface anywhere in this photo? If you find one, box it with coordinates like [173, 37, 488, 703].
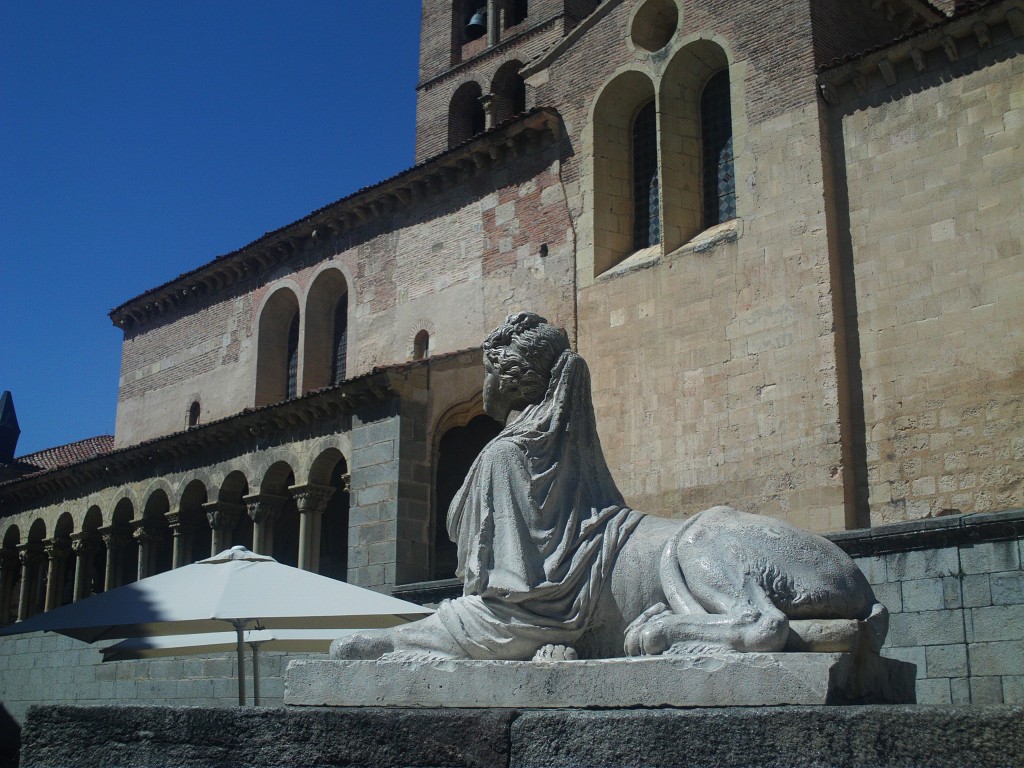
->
[509, 706, 1024, 768]
[287, 652, 915, 708]
[20, 705, 513, 768]
[19, 704, 1024, 768]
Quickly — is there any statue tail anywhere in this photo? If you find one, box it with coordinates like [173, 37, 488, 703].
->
[658, 514, 706, 615]
[864, 601, 889, 654]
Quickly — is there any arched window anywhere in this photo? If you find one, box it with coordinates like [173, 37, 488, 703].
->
[285, 313, 299, 400]
[632, 100, 660, 250]
[187, 401, 201, 429]
[591, 70, 657, 275]
[448, 81, 486, 148]
[255, 287, 301, 406]
[332, 293, 348, 384]
[413, 330, 430, 360]
[491, 60, 526, 125]
[700, 70, 735, 228]
[304, 269, 349, 392]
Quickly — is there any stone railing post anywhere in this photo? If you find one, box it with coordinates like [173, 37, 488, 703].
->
[71, 533, 102, 600]
[243, 493, 288, 557]
[203, 501, 244, 556]
[289, 484, 335, 572]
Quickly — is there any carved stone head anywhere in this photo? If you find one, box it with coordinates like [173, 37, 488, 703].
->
[481, 312, 570, 419]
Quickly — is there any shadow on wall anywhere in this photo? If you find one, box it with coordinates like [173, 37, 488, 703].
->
[0, 703, 20, 768]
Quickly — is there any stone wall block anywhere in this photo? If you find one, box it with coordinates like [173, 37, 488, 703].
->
[855, 554, 886, 584]
[969, 605, 1024, 643]
[888, 610, 966, 647]
[969, 676, 1005, 704]
[990, 572, 1024, 605]
[1003, 675, 1024, 704]
[887, 547, 959, 581]
[901, 577, 945, 612]
[968, 640, 1024, 677]
[915, 677, 952, 704]
[961, 541, 1021, 575]
[961, 573, 993, 607]
[925, 644, 968, 678]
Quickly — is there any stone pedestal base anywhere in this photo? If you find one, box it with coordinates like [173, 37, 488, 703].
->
[285, 652, 916, 708]
[20, 704, 1024, 768]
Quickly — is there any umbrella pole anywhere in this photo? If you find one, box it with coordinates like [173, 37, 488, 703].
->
[232, 621, 246, 706]
[250, 642, 261, 706]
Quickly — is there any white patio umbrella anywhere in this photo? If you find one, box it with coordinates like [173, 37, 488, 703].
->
[101, 628, 355, 705]
[0, 546, 433, 704]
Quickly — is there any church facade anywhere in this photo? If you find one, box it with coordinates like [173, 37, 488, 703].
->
[1, 0, 1022, 707]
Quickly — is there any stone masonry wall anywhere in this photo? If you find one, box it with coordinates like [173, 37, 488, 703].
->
[838, 36, 1024, 524]
[837, 508, 1024, 705]
[527, 0, 853, 529]
[116, 142, 574, 448]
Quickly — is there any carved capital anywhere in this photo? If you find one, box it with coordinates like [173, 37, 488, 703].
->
[71, 534, 102, 558]
[18, 547, 44, 569]
[43, 538, 72, 562]
[243, 493, 289, 525]
[132, 525, 164, 545]
[203, 501, 244, 532]
[165, 511, 199, 534]
[288, 483, 335, 514]
[99, 526, 132, 551]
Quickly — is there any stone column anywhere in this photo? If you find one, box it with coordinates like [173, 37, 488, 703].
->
[289, 484, 335, 572]
[100, 527, 131, 590]
[17, 548, 43, 621]
[71, 534, 102, 600]
[486, 0, 499, 46]
[133, 524, 165, 581]
[166, 511, 197, 569]
[43, 538, 71, 611]
[203, 501, 244, 556]
[243, 493, 288, 557]
[0, 547, 19, 624]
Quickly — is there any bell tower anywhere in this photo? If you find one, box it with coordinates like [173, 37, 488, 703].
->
[414, 0, 601, 162]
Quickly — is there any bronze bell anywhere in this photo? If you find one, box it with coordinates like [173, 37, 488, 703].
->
[466, 7, 487, 38]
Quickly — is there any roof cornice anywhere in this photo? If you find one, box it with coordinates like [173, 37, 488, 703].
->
[0, 347, 481, 509]
[109, 109, 562, 332]
[818, 0, 1023, 102]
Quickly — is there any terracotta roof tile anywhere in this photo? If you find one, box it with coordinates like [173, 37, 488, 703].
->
[16, 435, 114, 473]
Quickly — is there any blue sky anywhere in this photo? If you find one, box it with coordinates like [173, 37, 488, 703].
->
[1, 3, 422, 456]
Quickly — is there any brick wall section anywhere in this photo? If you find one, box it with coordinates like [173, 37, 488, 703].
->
[837, 38, 1024, 523]
[809, 0, 909, 68]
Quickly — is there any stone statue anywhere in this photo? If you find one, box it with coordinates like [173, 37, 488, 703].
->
[331, 312, 887, 662]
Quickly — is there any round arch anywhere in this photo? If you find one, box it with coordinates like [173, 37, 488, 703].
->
[255, 285, 302, 407]
[448, 80, 486, 148]
[303, 267, 350, 392]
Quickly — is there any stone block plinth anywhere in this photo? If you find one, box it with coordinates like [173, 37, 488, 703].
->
[285, 652, 916, 708]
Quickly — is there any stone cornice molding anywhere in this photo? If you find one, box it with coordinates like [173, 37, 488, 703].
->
[818, 0, 1023, 104]
[108, 110, 562, 332]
